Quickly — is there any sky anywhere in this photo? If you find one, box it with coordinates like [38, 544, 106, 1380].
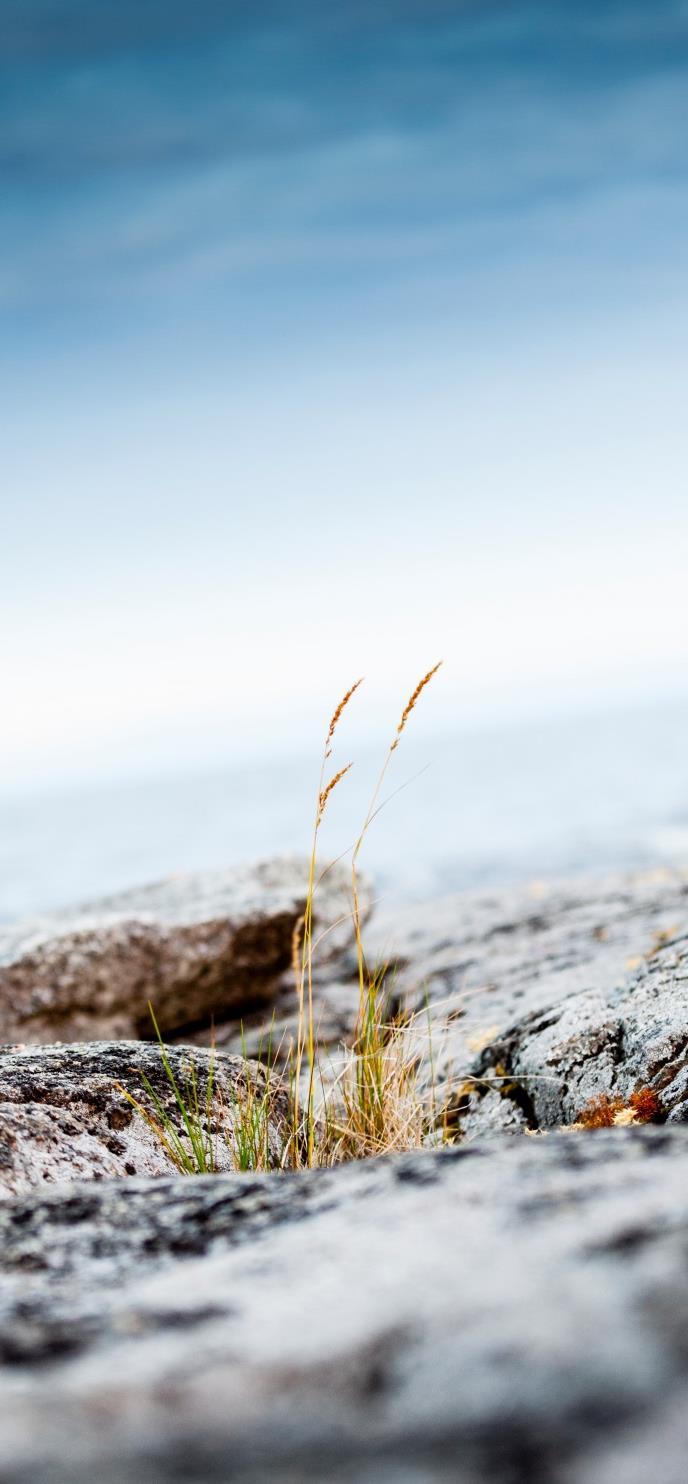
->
[3, 0, 688, 793]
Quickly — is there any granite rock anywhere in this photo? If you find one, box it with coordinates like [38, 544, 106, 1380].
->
[0, 858, 368, 1045]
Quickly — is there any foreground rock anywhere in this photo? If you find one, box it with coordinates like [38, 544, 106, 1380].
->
[0, 1129, 687, 1481]
[0, 858, 366, 1045]
[0, 1042, 287, 1195]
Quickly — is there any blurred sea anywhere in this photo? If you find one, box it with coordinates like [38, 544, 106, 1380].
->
[3, 696, 688, 924]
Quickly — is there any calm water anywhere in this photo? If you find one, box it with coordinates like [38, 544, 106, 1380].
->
[3, 699, 688, 923]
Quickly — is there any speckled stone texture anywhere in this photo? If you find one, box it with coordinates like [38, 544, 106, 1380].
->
[0, 1041, 288, 1196]
[182, 866, 688, 1092]
[3, 864, 688, 1480]
[1, 1130, 688, 1482]
[0, 857, 369, 1044]
[365, 865, 688, 1136]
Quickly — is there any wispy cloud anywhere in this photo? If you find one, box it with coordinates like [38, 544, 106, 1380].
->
[2, 10, 688, 334]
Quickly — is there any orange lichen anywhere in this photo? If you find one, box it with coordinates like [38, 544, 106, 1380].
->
[576, 1094, 625, 1128]
[575, 1085, 661, 1130]
[628, 1086, 661, 1122]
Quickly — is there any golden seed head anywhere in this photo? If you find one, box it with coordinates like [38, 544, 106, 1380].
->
[326, 678, 363, 745]
[390, 661, 443, 750]
[317, 762, 353, 822]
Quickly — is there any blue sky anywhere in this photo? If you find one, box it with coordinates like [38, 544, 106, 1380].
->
[3, 1, 688, 791]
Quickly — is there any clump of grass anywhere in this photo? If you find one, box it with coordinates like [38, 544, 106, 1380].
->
[222, 1024, 285, 1172]
[119, 1010, 288, 1174]
[289, 662, 444, 1169]
[129, 665, 448, 1176]
[229, 1075, 276, 1171]
[318, 991, 428, 1162]
[116, 1004, 217, 1174]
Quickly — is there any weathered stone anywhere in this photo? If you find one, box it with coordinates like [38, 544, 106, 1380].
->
[365, 867, 688, 1134]
[177, 866, 688, 1127]
[1, 867, 688, 1478]
[472, 926, 688, 1130]
[4, 863, 687, 1138]
[0, 858, 368, 1045]
[1, 1129, 688, 1480]
[195, 868, 688, 1067]
[0, 1041, 288, 1196]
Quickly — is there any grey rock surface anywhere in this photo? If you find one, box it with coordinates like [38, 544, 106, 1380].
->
[366, 867, 688, 1135]
[474, 927, 688, 1129]
[194, 866, 688, 1071]
[1, 867, 688, 1479]
[0, 1041, 288, 1196]
[0, 858, 367, 1045]
[1, 1129, 688, 1481]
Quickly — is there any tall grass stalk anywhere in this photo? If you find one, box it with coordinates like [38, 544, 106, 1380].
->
[291, 679, 362, 1168]
[291, 663, 442, 1168]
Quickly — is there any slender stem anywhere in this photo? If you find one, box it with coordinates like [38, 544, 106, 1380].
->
[351, 747, 394, 1017]
[294, 743, 327, 1168]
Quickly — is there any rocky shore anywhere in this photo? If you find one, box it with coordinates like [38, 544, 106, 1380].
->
[2, 859, 688, 1481]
